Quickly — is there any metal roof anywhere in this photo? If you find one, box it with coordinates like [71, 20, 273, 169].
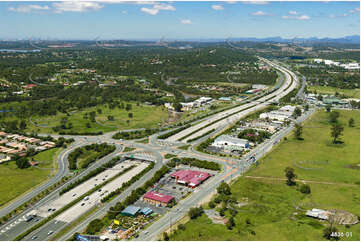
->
[121, 205, 140, 216]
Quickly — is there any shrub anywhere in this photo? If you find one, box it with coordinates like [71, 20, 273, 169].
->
[300, 184, 311, 194]
[188, 206, 204, 219]
[16, 157, 30, 169]
[208, 201, 216, 208]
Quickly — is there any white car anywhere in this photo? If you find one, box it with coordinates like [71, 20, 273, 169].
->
[48, 230, 53, 235]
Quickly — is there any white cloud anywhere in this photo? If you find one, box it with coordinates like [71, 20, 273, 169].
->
[349, 7, 360, 14]
[212, 5, 224, 10]
[225, 1, 237, 4]
[52, 1, 103, 13]
[180, 19, 192, 24]
[289, 11, 297, 15]
[135, 1, 157, 4]
[8, 5, 50, 13]
[329, 13, 350, 18]
[141, 7, 159, 15]
[140, 3, 176, 15]
[121, 10, 127, 14]
[282, 14, 310, 20]
[251, 10, 270, 16]
[243, 1, 269, 5]
[154, 4, 176, 11]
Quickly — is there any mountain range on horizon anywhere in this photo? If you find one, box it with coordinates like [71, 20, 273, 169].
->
[1, 35, 359, 44]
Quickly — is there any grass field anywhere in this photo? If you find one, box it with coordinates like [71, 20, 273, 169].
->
[25, 102, 168, 134]
[170, 110, 360, 241]
[0, 148, 60, 208]
[308, 86, 360, 98]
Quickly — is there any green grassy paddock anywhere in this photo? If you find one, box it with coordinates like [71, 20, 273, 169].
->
[0, 148, 60, 208]
[169, 110, 360, 241]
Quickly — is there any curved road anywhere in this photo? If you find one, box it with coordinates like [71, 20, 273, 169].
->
[167, 58, 298, 142]
[0, 141, 85, 218]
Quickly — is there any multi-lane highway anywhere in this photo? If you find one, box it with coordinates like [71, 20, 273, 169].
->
[0, 142, 124, 241]
[22, 160, 150, 241]
[166, 57, 298, 142]
[0, 57, 308, 241]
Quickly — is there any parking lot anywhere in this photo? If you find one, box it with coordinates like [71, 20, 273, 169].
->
[135, 165, 216, 215]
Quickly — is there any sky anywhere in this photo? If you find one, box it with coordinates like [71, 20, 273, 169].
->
[1, 0, 360, 40]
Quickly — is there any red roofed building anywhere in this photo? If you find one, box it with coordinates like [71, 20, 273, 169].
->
[24, 84, 37, 89]
[143, 191, 174, 207]
[171, 170, 211, 188]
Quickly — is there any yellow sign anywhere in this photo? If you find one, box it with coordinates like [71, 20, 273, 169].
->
[114, 219, 120, 225]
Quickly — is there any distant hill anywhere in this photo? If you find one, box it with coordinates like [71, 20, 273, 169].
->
[226, 35, 360, 44]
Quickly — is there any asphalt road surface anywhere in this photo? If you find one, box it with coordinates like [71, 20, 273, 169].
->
[167, 58, 298, 142]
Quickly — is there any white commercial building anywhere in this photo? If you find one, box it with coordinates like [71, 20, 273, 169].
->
[212, 135, 249, 151]
[259, 105, 296, 122]
[194, 96, 213, 105]
[340, 63, 360, 70]
[306, 208, 330, 220]
[252, 84, 267, 90]
[180, 102, 196, 111]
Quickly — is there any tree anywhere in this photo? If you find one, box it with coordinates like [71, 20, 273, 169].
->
[326, 104, 331, 112]
[226, 217, 235, 230]
[174, 102, 182, 112]
[16, 157, 30, 169]
[217, 182, 231, 195]
[293, 107, 302, 118]
[19, 120, 27, 130]
[329, 111, 340, 123]
[188, 206, 204, 219]
[300, 184, 311, 194]
[284, 167, 296, 186]
[178, 224, 185, 231]
[331, 123, 344, 144]
[208, 201, 216, 208]
[293, 123, 303, 140]
[107, 115, 114, 121]
[89, 111, 96, 122]
[323, 226, 339, 241]
[304, 104, 309, 111]
[86, 122, 91, 128]
[128, 113, 133, 119]
[86, 219, 104, 235]
[97, 108, 102, 114]
[163, 232, 169, 241]
[348, 118, 355, 127]
[125, 103, 132, 111]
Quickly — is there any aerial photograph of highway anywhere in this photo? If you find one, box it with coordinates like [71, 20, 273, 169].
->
[0, 0, 359, 241]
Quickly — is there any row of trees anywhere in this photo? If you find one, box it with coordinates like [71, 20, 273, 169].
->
[112, 128, 160, 140]
[238, 129, 272, 143]
[169, 157, 221, 171]
[67, 143, 115, 170]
